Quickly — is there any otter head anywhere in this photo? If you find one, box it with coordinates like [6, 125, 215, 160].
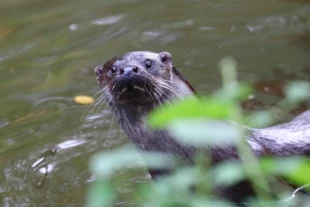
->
[95, 51, 195, 108]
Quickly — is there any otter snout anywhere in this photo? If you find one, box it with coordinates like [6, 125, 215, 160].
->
[119, 66, 140, 77]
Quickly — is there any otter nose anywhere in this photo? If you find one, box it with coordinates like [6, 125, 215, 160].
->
[119, 66, 139, 77]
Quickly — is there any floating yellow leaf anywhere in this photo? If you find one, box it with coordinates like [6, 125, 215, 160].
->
[74, 95, 94, 105]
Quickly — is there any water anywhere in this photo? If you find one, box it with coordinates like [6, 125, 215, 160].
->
[0, 0, 309, 206]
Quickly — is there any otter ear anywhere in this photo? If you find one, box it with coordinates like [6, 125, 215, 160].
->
[94, 65, 104, 85]
[94, 65, 104, 76]
[159, 51, 172, 63]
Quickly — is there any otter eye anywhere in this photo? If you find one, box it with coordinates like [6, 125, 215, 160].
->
[110, 66, 116, 73]
[145, 60, 152, 69]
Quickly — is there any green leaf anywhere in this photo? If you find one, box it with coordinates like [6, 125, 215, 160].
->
[260, 157, 310, 191]
[90, 146, 175, 179]
[220, 56, 237, 88]
[285, 81, 310, 103]
[285, 158, 310, 191]
[212, 161, 245, 187]
[86, 180, 114, 207]
[168, 120, 241, 147]
[148, 96, 236, 128]
[214, 83, 253, 102]
[260, 157, 302, 176]
[248, 111, 274, 128]
[157, 167, 198, 191]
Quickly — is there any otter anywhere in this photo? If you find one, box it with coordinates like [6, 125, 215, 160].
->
[94, 51, 310, 201]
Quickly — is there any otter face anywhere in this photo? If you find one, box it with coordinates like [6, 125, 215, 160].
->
[95, 51, 174, 106]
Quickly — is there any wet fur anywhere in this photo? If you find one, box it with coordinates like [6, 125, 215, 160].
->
[95, 51, 195, 159]
[95, 51, 310, 202]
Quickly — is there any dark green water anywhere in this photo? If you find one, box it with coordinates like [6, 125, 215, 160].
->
[0, 0, 309, 206]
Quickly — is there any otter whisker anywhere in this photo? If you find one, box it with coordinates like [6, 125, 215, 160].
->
[120, 87, 128, 94]
[152, 86, 165, 101]
[155, 82, 180, 99]
[82, 94, 105, 122]
[147, 88, 161, 106]
[151, 87, 169, 106]
[85, 95, 110, 135]
[156, 79, 178, 91]
[90, 88, 110, 116]
[161, 79, 179, 85]
[80, 89, 113, 137]
[161, 79, 188, 94]
[103, 87, 114, 106]
[134, 85, 145, 92]
[81, 90, 104, 121]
